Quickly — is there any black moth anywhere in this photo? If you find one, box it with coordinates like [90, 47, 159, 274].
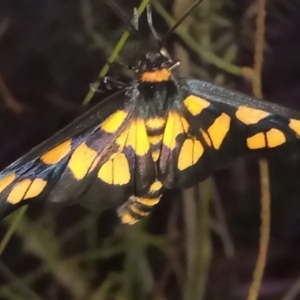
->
[0, 0, 299, 224]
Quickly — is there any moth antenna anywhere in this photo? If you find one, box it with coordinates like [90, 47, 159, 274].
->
[132, 7, 139, 30]
[132, 8, 141, 67]
[159, 0, 203, 49]
[104, 0, 142, 40]
[146, 4, 161, 43]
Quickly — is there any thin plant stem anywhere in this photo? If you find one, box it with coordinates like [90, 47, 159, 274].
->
[247, 0, 270, 299]
[0, 207, 27, 256]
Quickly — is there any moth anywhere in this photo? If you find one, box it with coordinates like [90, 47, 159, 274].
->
[0, 1, 299, 224]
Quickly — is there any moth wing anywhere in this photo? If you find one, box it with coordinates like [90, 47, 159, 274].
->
[78, 115, 156, 212]
[0, 90, 135, 218]
[159, 79, 300, 189]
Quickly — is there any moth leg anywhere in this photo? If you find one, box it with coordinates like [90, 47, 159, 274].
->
[117, 180, 163, 224]
[102, 76, 128, 90]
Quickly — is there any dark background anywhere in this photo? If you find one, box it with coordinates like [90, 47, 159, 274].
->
[0, 0, 300, 299]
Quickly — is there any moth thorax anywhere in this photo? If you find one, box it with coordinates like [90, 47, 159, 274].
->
[138, 79, 178, 116]
[145, 117, 167, 162]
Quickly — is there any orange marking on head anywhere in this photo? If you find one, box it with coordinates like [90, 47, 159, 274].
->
[41, 139, 72, 165]
[141, 69, 170, 82]
[0, 173, 16, 193]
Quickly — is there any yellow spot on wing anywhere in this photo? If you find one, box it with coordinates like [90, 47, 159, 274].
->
[183, 95, 210, 116]
[207, 113, 231, 149]
[113, 154, 130, 184]
[266, 129, 286, 148]
[289, 119, 300, 136]
[26, 179, 47, 199]
[247, 133, 266, 149]
[0, 173, 16, 193]
[101, 110, 128, 133]
[7, 178, 47, 204]
[163, 112, 189, 150]
[236, 106, 270, 125]
[98, 153, 130, 185]
[68, 142, 97, 180]
[8, 179, 31, 203]
[126, 118, 149, 156]
[41, 139, 72, 165]
[178, 139, 204, 171]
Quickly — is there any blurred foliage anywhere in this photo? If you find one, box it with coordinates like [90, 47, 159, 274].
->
[1, 0, 300, 299]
